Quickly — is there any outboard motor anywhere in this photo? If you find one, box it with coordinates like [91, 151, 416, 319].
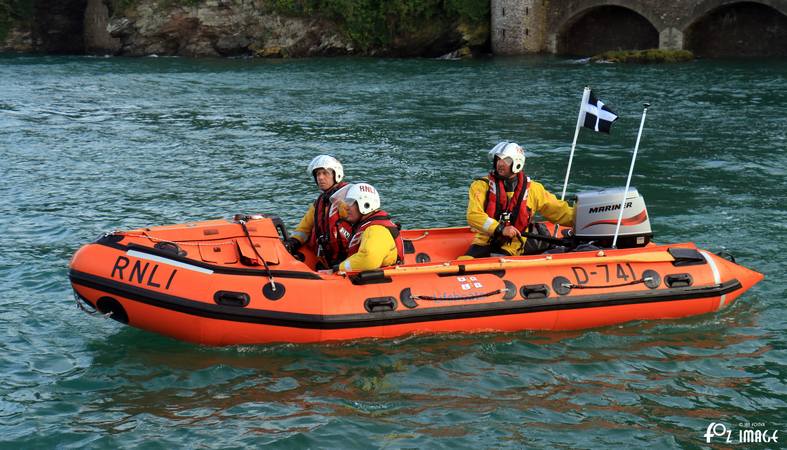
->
[573, 187, 652, 248]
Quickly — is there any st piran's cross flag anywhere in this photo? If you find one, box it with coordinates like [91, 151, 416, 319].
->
[582, 90, 618, 133]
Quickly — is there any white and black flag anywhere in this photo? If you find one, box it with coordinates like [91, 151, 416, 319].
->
[582, 90, 618, 133]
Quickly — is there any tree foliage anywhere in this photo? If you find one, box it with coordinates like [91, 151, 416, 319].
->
[253, 0, 487, 50]
[1, 0, 489, 51]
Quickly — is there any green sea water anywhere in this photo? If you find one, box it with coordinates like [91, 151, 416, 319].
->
[1, 55, 785, 448]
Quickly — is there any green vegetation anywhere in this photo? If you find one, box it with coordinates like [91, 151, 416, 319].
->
[107, 0, 136, 16]
[268, 0, 488, 51]
[0, 0, 33, 41]
[591, 49, 695, 63]
[107, 0, 487, 52]
[2, 0, 489, 53]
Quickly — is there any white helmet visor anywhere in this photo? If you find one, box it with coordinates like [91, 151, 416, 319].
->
[496, 156, 514, 166]
[329, 184, 352, 219]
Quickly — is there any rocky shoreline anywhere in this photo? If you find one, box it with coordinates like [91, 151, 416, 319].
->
[0, 0, 489, 58]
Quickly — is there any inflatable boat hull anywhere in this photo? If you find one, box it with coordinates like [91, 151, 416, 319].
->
[68, 218, 763, 345]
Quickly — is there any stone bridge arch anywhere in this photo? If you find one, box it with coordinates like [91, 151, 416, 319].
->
[549, 0, 664, 55]
[682, 0, 787, 56]
[680, 0, 787, 27]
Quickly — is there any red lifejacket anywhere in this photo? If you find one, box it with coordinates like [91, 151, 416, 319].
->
[308, 182, 352, 265]
[483, 171, 532, 232]
[347, 210, 405, 264]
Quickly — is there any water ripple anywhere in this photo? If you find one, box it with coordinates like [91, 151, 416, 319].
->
[0, 55, 784, 448]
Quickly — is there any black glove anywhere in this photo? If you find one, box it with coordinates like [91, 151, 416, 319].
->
[493, 222, 505, 238]
[283, 238, 302, 254]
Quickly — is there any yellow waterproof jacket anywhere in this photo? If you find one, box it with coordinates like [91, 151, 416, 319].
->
[338, 225, 399, 272]
[291, 203, 316, 244]
[467, 177, 575, 255]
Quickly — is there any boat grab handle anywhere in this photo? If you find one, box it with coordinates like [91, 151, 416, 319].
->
[364, 297, 397, 313]
[520, 284, 550, 300]
[214, 290, 251, 307]
[665, 273, 693, 288]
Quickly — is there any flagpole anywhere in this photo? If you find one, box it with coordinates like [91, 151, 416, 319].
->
[559, 86, 591, 202]
[612, 103, 650, 249]
[553, 86, 591, 238]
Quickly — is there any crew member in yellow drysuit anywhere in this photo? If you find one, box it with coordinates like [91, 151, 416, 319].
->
[332, 183, 404, 272]
[286, 155, 352, 268]
[464, 141, 575, 258]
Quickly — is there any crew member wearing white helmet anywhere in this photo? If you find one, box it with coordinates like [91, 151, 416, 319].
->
[286, 155, 352, 268]
[331, 183, 404, 273]
[464, 142, 575, 258]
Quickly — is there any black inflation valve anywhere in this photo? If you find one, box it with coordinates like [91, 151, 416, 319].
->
[263, 282, 286, 300]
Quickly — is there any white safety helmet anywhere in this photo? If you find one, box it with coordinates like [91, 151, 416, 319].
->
[307, 154, 344, 183]
[344, 183, 381, 215]
[488, 141, 526, 173]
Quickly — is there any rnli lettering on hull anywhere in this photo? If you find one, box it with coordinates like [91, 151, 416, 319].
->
[111, 255, 178, 289]
[109, 250, 213, 289]
[588, 202, 632, 214]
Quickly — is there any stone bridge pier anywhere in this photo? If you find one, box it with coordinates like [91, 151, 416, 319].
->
[492, 0, 787, 56]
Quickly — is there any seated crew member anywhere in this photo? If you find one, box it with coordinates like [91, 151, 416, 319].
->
[285, 155, 352, 268]
[332, 183, 404, 273]
[464, 141, 575, 258]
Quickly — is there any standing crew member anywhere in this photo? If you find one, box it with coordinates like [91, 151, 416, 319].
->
[286, 155, 352, 268]
[464, 142, 575, 258]
[332, 183, 404, 272]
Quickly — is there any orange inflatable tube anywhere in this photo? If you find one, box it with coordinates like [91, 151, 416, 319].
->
[69, 216, 763, 345]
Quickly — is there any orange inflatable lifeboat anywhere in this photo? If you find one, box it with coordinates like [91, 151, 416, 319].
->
[69, 202, 763, 345]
